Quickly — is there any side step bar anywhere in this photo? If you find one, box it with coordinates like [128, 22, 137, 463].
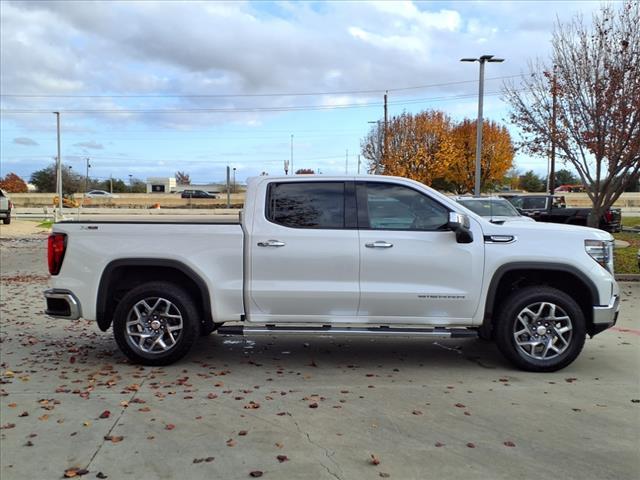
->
[217, 325, 477, 338]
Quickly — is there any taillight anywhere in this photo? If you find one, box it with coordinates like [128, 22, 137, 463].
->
[48, 233, 67, 275]
[604, 210, 613, 223]
[8, 201, 12, 209]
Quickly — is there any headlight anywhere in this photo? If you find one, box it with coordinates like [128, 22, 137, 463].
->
[585, 239, 614, 274]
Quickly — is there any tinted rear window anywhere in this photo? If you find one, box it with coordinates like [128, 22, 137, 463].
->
[267, 182, 345, 229]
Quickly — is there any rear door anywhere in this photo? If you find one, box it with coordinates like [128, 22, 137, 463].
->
[248, 180, 360, 323]
[357, 181, 484, 324]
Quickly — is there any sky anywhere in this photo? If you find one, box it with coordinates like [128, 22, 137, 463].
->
[0, 0, 603, 185]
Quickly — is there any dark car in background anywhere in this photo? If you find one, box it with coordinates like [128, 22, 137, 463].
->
[181, 189, 218, 199]
[503, 194, 622, 233]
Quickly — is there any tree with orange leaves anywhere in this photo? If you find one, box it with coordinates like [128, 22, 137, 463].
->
[0, 173, 28, 193]
[361, 110, 513, 192]
[361, 110, 454, 186]
[445, 119, 515, 193]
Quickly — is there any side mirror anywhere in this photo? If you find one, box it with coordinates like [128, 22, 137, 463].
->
[448, 212, 473, 244]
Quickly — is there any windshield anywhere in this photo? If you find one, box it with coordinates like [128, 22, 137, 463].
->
[458, 199, 521, 217]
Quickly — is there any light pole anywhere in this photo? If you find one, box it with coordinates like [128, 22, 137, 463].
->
[85, 158, 91, 194]
[232, 167, 236, 193]
[461, 54, 504, 196]
[290, 134, 294, 175]
[53, 112, 63, 219]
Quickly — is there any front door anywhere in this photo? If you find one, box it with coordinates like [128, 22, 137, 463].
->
[357, 181, 484, 324]
[248, 180, 360, 323]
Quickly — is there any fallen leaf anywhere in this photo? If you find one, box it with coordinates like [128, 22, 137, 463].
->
[277, 455, 289, 463]
[309, 402, 318, 409]
[249, 471, 263, 477]
[165, 424, 175, 431]
[466, 442, 476, 448]
[226, 439, 236, 447]
[379, 474, 390, 478]
[435, 442, 445, 447]
[412, 410, 423, 416]
[238, 430, 248, 436]
[370, 454, 381, 466]
[503, 441, 516, 447]
[96, 473, 108, 479]
[18, 411, 29, 417]
[99, 410, 111, 419]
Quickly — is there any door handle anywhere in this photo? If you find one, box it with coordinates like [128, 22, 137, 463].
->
[257, 240, 286, 247]
[365, 241, 393, 249]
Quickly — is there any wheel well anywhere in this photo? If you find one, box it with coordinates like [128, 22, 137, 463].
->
[97, 262, 214, 334]
[484, 268, 595, 338]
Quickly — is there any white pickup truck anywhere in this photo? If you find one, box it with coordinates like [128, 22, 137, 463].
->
[44, 175, 619, 371]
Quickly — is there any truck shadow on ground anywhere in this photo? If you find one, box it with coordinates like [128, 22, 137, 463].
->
[185, 334, 508, 372]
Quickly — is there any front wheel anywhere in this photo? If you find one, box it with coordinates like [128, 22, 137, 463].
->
[495, 286, 586, 372]
[113, 282, 199, 365]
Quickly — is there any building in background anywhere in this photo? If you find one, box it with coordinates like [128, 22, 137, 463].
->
[146, 177, 176, 193]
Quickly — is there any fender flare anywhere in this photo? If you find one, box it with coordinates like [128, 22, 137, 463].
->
[96, 258, 213, 332]
[482, 261, 599, 331]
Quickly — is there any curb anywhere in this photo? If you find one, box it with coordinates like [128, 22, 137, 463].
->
[615, 274, 640, 282]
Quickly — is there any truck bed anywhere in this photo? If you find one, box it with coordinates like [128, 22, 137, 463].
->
[59, 213, 241, 224]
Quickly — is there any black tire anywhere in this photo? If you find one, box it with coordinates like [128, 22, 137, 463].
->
[2, 214, 9, 225]
[113, 281, 199, 366]
[495, 286, 586, 372]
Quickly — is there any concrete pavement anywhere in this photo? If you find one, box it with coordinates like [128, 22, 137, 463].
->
[1, 235, 639, 480]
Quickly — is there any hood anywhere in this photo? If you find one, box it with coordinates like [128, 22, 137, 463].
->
[481, 218, 613, 241]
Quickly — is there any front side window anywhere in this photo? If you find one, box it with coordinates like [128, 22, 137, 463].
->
[363, 182, 449, 231]
[267, 182, 345, 229]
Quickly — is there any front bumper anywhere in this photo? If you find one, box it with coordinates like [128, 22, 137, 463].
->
[44, 289, 82, 320]
[591, 294, 619, 335]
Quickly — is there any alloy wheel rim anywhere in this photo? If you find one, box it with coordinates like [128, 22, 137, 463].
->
[125, 297, 183, 354]
[513, 302, 573, 360]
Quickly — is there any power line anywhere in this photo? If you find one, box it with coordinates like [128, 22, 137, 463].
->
[0, 89, 518, 114]
[0, 75, 523, 99]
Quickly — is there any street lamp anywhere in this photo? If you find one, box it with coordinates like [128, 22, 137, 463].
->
[232, 167, 236, 193]
[85, 158, 91, 194]
[461, 54, 504, 196]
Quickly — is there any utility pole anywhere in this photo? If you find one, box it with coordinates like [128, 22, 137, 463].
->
[54, 112, 63, 220]
[357, 154, 361, 175]
[290, 134, 294, 175]
[345, 149, 349, 174]
[461, 55, 504, 197]
[383, 91, 388, 166]
[109, 175, 113, 194]
[284, 160, 289, 175]
[85, 158, 90, 193]
[548, 69, 557, 195]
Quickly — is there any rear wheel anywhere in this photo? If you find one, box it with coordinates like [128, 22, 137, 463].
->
[113, 282, 199, 365]
[2, 214, 10, 225]
[495, 286, 586, 372]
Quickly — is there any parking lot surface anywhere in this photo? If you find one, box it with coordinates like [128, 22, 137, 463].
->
[1, 227, 639, 480]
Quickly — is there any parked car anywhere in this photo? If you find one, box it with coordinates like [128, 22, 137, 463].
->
[86, 190, 119, 198]
[45, 175, 619, 372]
[0, 189, 13, 224]
[181, 189, 218, 199]
[503, 195, 622, 232]
[454, 196, 535, 224]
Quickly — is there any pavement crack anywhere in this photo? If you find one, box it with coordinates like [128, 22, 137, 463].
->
[293, 418, 343, 480]
[84, 375, 149, 470]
